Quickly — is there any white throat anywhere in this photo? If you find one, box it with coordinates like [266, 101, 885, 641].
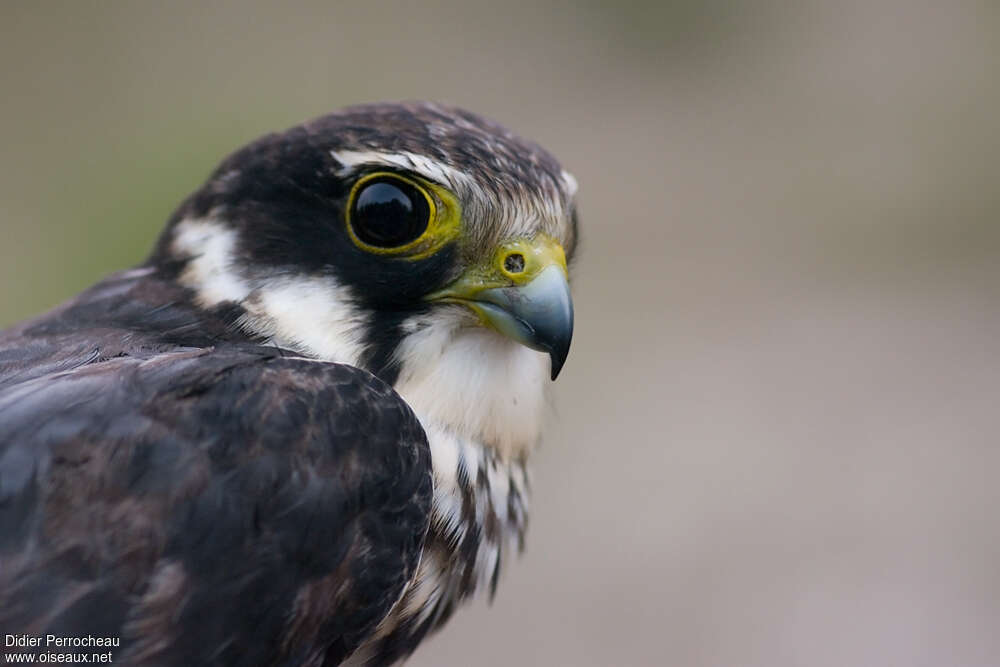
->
[392, 309, 550, 460]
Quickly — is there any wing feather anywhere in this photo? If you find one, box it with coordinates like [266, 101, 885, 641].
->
[0, 348, 431, 666]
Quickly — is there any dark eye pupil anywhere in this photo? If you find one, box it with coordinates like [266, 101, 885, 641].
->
[351, 178, 430, 247]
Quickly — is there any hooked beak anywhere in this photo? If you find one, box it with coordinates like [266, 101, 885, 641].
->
[427, 235, 574, 380]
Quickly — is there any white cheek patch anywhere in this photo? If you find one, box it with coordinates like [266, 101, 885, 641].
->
[238, 277, 368, 367]
[172, 219, 252, 307]
[171, 217, 368, 368]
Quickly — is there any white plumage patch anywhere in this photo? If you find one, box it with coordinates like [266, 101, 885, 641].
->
[423, 423, 466, 542]
[236, 277, 368, 367]
[171, 218, 369, 367]
[331, 149, 475, 193]
[560, 168, 579, 198]
[393, 307, 550, 460]
[172, 219, 251, 307]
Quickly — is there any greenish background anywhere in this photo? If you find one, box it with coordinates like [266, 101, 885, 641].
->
[2, 2, 999, 665]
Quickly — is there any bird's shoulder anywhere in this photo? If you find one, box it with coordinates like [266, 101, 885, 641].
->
[0, 267, 248, 390]
[0, 303, 433, 665]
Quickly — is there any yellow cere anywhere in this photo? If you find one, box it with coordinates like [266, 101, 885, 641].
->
[345, 171, 463, 260]
[427, 234, 569, 302]
[495, 235, 568, 284]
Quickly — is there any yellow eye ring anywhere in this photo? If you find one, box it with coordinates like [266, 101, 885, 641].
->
[345, 171, 461, 259]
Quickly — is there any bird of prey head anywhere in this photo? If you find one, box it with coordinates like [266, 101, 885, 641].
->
[0, 102, 578, 665]
[155, 102, 577, 459]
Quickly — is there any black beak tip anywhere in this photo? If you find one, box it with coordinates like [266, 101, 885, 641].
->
[550, 356, 563, 381]
[546, 302, 573, 381]
[547, 338, 571, 381]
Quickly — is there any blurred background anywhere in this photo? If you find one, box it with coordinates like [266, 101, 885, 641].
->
[2, 1, 999, 665]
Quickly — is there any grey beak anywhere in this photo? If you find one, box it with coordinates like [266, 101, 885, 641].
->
[474, 265, 574, 380]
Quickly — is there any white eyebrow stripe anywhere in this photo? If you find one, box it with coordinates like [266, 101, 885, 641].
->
[331, 148, 575, 248]
[330, 149, 475, 190]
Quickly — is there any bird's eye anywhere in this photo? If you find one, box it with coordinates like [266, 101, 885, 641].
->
[348, 174, 433, 250]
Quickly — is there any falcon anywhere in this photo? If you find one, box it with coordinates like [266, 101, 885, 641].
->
[0, 102, 578, 666]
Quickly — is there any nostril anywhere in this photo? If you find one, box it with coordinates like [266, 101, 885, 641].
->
[504, 253, 525, 274]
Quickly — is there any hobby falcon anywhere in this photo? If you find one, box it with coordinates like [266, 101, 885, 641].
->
[0, 102, 577, 666]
